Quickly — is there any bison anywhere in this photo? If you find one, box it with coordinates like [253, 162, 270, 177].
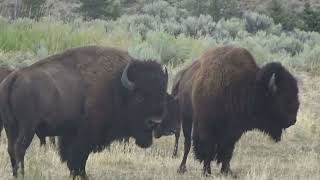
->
[0, 46, 169, 179]
[154, 60, 200, 170]
[190, 46, 299, 176]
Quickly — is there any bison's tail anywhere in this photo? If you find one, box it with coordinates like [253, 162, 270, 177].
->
[58, 136, 73, 162]
[0, 71, 18, 134]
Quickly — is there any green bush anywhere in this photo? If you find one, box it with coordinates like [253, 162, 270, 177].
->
[215, 18, 245, 39]
[129, 31, 190, 65]
[78, 0, 121, 20]
[181, 15, 215, 37]
[0, 17, 108, 53]
[142, 0, 189, 21]
[301, 3, 320, 33]
[244, 11, 274, 34]
[20, 0, 46, 19]
[127, 14, 158, 38]
[267, 0, 303, 31]
[178, 0, 241, 21]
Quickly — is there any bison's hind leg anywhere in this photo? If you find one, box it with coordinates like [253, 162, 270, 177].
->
[177, 116, 192, 174]
[216, 141, 237, 178]
[192, 123, 218, 176]
[172, 129, 180, 158]
[193, 136, 216, 176]
[66, 138, 91, 180]
[4, 125, 19, 177]
[14, 127, 36, 176]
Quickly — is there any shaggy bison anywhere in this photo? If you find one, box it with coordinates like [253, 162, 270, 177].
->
[0, 46, 169, 179]
[191, 46, 299, 176]
[154, 60, 200, 169]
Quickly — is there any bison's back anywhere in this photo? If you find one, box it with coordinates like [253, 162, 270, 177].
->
[193, 46, 258, 98]
[5, 46, 132, 135]
[26, 45, 132, 117]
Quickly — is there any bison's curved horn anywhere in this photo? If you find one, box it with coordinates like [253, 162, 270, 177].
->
[121, 62, 135, 91]
[164, 67, 168, 83]
[268, 73, 277, 93]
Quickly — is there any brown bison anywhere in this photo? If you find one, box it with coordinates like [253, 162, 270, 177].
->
[154, 60, 200, 168]
[190, 46, 299, 176]
[0, 46, 169, 179]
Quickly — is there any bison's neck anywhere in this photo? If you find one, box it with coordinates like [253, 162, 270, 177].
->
[248, 84, 274, 131]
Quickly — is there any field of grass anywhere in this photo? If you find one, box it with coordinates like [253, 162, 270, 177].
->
[0, 15, 320, 179]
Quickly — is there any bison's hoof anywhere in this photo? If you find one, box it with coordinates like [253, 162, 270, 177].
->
[203, 172, 211, 177]
[172, 153, 178, 158]
[177, 165, 187, 174]
[221, 170, 238, 179]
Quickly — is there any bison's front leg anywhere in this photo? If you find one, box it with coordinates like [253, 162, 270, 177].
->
[67, 139, 90, 180]
[172, 129, 180, 158]
[203, 159, 211, 176]
[4, 126, 18, 177]
[217, 141, 237, 178]
[49, 137, 56, 146]
[38, 135, 46, 146]
[177, 116, 192, 173]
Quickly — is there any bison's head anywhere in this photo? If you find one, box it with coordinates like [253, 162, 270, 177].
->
[121, 60, 168, 148]
[153, 94, 179, 139]
[256, 62, 299, 142]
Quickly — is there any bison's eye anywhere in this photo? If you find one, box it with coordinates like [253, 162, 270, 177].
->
[134, 94, 144, 103]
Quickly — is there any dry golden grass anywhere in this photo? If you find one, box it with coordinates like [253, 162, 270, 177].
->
[0, 71, 319, 180]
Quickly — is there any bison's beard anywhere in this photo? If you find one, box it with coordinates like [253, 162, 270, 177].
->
[134, 131, 153, 148]
[266, 127, 283, 142]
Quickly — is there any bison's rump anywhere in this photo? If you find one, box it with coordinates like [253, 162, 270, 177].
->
[9, 64, 85, 135]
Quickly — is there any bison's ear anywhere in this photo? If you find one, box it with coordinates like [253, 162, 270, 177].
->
[268, 73, 277, 93]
